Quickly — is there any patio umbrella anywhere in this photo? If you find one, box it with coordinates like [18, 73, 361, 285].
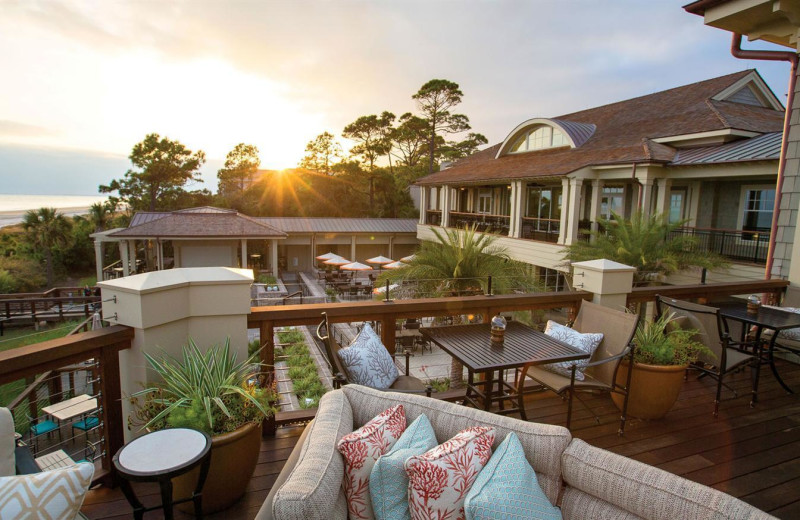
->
[400, 254, 416, 263]
[383, 261, 406, 269]
[341, 262, 372, 271]
[366, 255, 394, 265]
[323, 256, 351, 266]
[316, 252, 339, 261]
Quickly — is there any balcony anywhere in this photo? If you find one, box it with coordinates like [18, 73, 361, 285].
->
[425, 209, 442, 226]
[670, 227, 771, 265]
[520, 217, 560, 243]
[448, 211, 511, 235]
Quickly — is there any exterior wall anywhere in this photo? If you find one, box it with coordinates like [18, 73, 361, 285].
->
[776, 63, 800, 281]
[174, 240, 238, 268]
[282, 244, 312, 272]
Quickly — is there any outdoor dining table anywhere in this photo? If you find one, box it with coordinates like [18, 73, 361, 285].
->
[717, 302, 800, 398]
[421, 321, 590, 420]
[41, 394, 98, 422]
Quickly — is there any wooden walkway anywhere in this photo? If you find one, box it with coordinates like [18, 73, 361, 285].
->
[82, 359, 800, 519]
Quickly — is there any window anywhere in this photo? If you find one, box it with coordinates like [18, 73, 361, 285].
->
[458, 188, 469, 212]
[510, 126, 569, 153]
[668, 189, 686, 224]
[600, 186, 624, 219]
[526, 186, 562, 221]
[741, 187, 775, 239]
[537, 267, 566, 292]
[477, 189, 492, 214]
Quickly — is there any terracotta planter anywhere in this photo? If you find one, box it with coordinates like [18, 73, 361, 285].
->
[611, 360, 687, 420]
[173, 421, 262, 514]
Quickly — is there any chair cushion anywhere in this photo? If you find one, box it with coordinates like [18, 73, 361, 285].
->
[542, 321, 603, 381]
[370, 414, 437, 520]
[31, 420, 58, 436]
[0, 462, 94, 520]
[464, 432, 561, 520]
[337, 404, 407, 520]
[0, 408, 14, 477]
[338, 324, 400, 390]
[405, 426, 495, 520]
[73, 417, 99, 431]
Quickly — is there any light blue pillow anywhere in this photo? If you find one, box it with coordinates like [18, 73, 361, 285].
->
[337, 323, 400, 389]
[370, 414, 438, 520]
[465, 432, 561, 520]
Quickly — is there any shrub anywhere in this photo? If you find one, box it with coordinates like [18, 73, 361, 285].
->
[0, 257, 45, 292]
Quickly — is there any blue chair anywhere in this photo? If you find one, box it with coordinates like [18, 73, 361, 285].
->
[27, 416, 61, 456]
[72, 414, 100, 460]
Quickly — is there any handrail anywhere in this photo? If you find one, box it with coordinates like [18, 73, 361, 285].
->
[282, 291, 304, 305]
[0, 287, 94, 300]
[449, 211, 511, 219]
[627, 279, 788, 305]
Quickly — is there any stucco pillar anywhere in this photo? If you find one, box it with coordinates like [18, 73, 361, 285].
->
[565, 178, 583, 245]
[128, 241, 136, 274]
[119, 241, 130, 277]
[639, 179, 655, 215]
[350, 236, 357, 262]
[571, 259, 635, 310]
[589, 179, 603, 240]
[441, 185, 451, 228]
[688, 181, 701, 227]
[419, 187, 428, 225]
[94, 240, 104, 282]
[558, 177, 570, 244]
[655, 178, 672, 217]
[241, 239, 247, 269]
[388, 236, 395, 259]
[158, 241, 165, 271]
[510, 181, 525, 238]
[270, 239, 279, 278]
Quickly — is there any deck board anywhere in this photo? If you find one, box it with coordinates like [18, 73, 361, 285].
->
[83, 362, 800, 519]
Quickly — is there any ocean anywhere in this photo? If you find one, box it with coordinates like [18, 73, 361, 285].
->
[0, 194, 109, 228]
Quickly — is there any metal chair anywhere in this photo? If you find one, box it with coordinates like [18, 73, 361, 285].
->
[316, 312, 431, 397]
[26, 415, 61, 457]
[655, 296, 759, 416]
[519, 301, 639, 435]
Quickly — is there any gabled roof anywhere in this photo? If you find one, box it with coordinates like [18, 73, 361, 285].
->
[110, 211, 287, 239]
[256, 217, 417, 234]
[417, 70, 784, 186]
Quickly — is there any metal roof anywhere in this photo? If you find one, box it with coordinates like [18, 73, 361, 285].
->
[671, 132, 782, 165]
[256, 217, 418, 234]
[551, 119, 596, 147]
[111, 213, 286, 239]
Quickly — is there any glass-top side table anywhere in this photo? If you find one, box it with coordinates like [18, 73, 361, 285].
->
[113, 428, 212, 520]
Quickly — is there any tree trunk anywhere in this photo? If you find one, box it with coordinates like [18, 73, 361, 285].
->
[428, 134, 435, 174]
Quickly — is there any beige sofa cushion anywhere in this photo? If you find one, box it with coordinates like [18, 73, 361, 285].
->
[342, 384, 571, 505]
[561, 439, 776, 520]
[270, 390, 353, 520]
[0, 408, 15, 477]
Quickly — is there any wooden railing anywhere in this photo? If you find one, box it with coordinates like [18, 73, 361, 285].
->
[1, 295, 101, 330]
[0, 287, 93, 300]
[0, 326, 133, 485]
[627, 279, 789, 305]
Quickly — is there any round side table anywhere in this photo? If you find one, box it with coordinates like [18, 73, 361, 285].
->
[113, 428, 212, 520]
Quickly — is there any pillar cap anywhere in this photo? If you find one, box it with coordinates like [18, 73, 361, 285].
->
[98, 267, 254, 295]
[571, 259, 636, 273]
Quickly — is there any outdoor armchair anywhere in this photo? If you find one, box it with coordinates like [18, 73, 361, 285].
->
[518, 300, 639, 435]
[315, 312, 432, 397]
[655, 296, 758, 416]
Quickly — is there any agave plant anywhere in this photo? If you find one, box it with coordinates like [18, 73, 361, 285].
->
[132, 338, 275, 435]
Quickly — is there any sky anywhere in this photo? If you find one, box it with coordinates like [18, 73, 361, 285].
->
[0, 0, 794, 196]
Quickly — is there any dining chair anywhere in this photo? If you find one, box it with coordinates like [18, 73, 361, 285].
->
[655, 296, 759, 416]
[26, 415, 61, 457]
[518, 301, 639, 435]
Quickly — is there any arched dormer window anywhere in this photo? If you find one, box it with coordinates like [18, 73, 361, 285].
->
[509, 126, 569, 153]
[496, 118, 596, 158]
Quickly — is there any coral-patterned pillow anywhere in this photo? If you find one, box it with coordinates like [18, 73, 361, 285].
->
[337, 404, 407, 520]
[404, 426, 495, 520]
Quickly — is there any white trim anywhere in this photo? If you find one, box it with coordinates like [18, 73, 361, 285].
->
[651, 128, 760, 146]
[736, 183, 776, 232]
[711, 71, 784, 111]
[495, 118, 577, 158]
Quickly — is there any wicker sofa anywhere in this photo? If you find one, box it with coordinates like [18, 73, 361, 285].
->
[257, 385, 774, 520]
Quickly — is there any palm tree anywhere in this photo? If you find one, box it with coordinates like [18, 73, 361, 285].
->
[378, 225, 537, 388]
[563, 211, 728, 283]
[87, 202, 109, 232]
[22, 207, 72, 287]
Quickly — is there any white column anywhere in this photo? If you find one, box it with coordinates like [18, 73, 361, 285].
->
[639, 179, 655, 215]
[388, 236, 394, 259]
[565, 178, 583, 245]
[350, 236, 357, 262]
[158, 240, 165, 270]
[271, 239, 279, 278]
[120, 241, 130, 277]
[590, 179, 603, 239]
[241, 239, 248, 269]
[310, 235, 316, 271]
[419, 187, 428, 224]
[441, 185, 451, 228]
[655, 178, 672, 217]
[510, 181, 525, 238]
[94, 240, 104, 282]
[558, 177, 570, 244]
[688, 181, 701, 227]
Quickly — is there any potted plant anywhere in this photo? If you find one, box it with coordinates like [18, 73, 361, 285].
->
[130, 339, 277, 514]
[611, 312, 712, 420]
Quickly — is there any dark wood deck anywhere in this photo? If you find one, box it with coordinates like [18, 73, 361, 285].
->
[82, 359, 800, 519]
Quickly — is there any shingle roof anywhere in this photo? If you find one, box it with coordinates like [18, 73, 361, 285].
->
[417, 70, 784, 186]
[672, 131, 782, 165]
[256, 217, 417, 234]
[110, 212, 287, 239]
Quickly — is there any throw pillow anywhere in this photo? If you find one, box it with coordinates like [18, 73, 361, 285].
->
[338, 404, 407, 520]
[370, 414, 438, 520]
[338, 323, 400, 390]
[0, 462, 94, 520]
[405, 426, 495, 520]
[464, 432, 561, 520]
[764, 306, 800, 340]
[542, 320, 603, 381]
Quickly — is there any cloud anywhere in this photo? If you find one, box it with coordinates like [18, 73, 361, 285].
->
[0, 120, 55, 138]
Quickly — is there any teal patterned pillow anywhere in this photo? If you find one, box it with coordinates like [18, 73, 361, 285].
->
[464, 432, 562, 520]
[370, 414, 437, 520]
[337, 323, 400, 390]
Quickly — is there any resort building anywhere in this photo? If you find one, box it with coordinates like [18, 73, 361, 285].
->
[91, 206, 418, 280]
[416, 70, 785, 286]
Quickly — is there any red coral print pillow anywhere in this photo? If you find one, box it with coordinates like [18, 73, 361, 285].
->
[404, 426, 495, 520]
[337, 404, 407, 519]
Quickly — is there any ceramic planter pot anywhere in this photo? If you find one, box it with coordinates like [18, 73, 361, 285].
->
[611, 360, 687, 420]
[173, 420, 262, 514]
